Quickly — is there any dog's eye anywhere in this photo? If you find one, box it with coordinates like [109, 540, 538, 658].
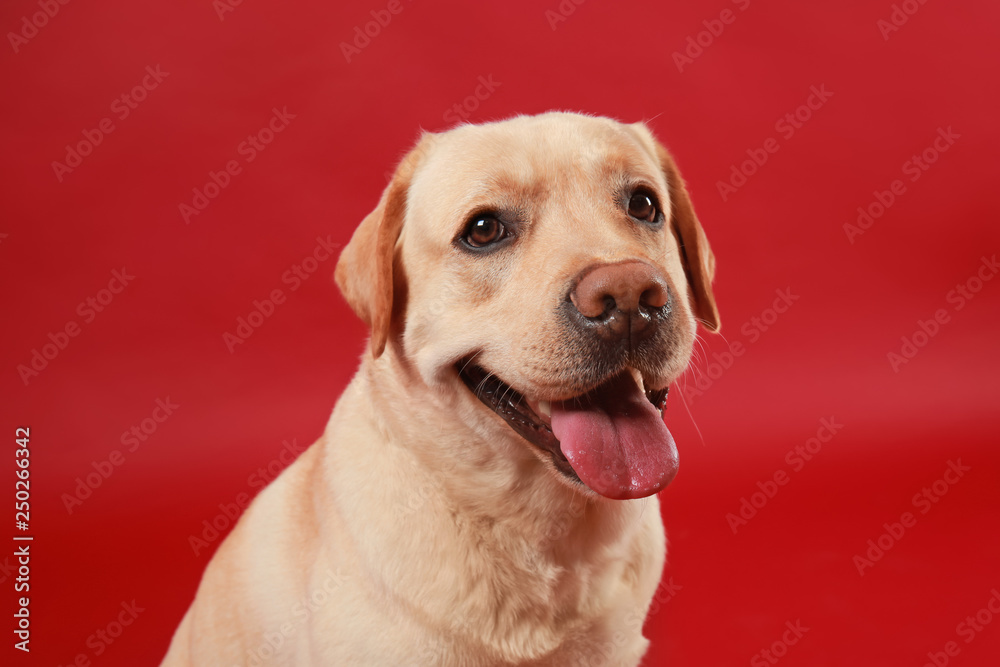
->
[628, 192, 658, 223]
[465, 215, 506, 247]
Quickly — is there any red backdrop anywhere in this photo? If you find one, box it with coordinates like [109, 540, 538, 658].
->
[2, 0, 999, 665]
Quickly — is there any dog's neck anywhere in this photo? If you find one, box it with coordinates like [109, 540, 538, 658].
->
[321, 347, 660, 660]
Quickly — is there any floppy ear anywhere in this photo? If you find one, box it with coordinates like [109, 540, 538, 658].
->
[630, 123, 721, 333]
[335, 135, 430, 357]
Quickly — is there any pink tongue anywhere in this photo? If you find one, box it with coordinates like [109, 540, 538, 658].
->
[550, 372, 678, 500]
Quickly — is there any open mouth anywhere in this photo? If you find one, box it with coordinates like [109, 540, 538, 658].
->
[457, 363, 677, 500]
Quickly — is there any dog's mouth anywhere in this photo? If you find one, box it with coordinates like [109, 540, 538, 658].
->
[457, 363, 677, 500]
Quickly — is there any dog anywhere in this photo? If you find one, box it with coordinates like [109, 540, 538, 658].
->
[161, 111, 720, 666]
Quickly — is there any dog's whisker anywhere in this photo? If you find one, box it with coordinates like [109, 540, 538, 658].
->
[684, 356, 705, 383]
[458, 351, 483, 375]
[690, 334, 708, 367]
[706, 326, 731, 349]
[674, 384, 706, 448]
[499, 382, 517, 406]
[474, 371, 496, 398]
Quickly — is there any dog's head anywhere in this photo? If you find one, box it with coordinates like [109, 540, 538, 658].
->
[336, 112, 720, 500]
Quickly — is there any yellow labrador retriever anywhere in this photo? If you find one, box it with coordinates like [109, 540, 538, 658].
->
[162, 111, 720, 666]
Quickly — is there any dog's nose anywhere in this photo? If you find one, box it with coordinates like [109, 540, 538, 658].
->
[568, 261, 670, 341]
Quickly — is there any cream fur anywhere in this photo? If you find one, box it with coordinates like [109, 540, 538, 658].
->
[161, 112, 719, 666]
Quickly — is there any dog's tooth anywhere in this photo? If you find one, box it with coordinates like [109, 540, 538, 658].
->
[629, 368, 644, 392]
[537, 400, 551, 418]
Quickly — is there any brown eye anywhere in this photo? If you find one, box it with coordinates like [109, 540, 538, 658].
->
[628, 192, 658, 223]
[465, 215, 506, 247]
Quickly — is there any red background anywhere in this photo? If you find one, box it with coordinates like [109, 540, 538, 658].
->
[2, 0, 999, 665]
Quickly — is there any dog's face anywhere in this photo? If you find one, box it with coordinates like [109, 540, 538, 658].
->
[337, 112, 719, 500]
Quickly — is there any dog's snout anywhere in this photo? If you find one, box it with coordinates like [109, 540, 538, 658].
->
[568, 261, 670, 342]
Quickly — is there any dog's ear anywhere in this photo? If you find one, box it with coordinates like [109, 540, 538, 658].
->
[335, 135, 431, 357]
[630, 123, 721, 333]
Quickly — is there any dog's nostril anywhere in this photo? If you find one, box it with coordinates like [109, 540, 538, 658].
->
[640, 284, 668, 310]
[570, 288, 609, 319]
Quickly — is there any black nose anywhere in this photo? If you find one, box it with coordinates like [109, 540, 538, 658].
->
[567, 261, 671, 343]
